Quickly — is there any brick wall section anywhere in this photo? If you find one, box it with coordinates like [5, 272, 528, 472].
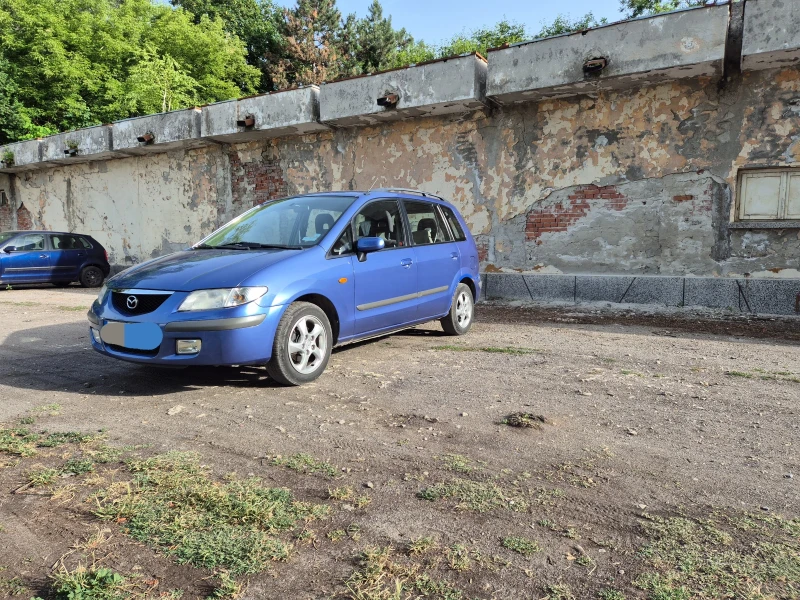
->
[0, 204, 12, 231]
[16, 203, 32, 230]
[526, 185, 628, 242]
[229, 151, 287, 207]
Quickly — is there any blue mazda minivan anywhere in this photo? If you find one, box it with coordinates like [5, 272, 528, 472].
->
[88, 189, 480, 385]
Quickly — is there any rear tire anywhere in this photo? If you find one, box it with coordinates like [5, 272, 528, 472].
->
[441, 283, 474, 336]
[266, 302, 332, 386]
[79, 266, 104, 288]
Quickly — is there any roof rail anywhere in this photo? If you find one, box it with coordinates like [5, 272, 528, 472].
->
[374, 188, 445, 201]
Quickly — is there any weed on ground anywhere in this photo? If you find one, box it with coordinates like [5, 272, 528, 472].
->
[418, 478, 528, 512]
[272, 452, 338, 477]
[501, 413, 549, 429]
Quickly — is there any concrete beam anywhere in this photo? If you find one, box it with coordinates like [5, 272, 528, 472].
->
[486, 4, 729, 104]
[319, 53, 488, 127]
[113, 107, 205, 155]
[742, 0, 800, 71]
[0, 139, 42, 172]
[40, 125, 119, 165]
[201, 86, 328, 143]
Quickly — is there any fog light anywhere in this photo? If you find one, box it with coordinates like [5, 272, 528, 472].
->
[90, 328, 101, 344]
[176, 339, 202, 355]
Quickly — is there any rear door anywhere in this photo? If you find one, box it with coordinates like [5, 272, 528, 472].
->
[49, 234, 86, 281]
[3, 233, 50, 282]
[346, 199, 418, 335]
[402, 200, 460, 320]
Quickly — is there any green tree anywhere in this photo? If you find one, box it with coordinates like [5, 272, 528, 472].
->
[268, 0, 343, 88]
[355, 0, 412, 73]
[439, 19, 528, 57]
[389, 40, 436, 68]
[0, 0, 259, 141]
[620, 0, 705, 18]
[0, 55, 29, 144]
[170, 0, 283, 91]
[536, 12, 608, 38]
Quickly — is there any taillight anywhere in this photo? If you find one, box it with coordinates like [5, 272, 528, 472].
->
[104, 250, 109, 261]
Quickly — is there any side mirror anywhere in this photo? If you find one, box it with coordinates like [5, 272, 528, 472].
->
[356, 237, 385, 262]
[3, 246, 14, 253]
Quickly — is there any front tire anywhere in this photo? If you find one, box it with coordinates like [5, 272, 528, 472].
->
[79, 266, 104, 288]
[441, 283, 474, 336]
[266, 302, 332, 386]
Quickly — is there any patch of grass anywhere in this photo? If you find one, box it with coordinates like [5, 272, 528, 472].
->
[327, 529, 346, 542]
[355, 495, 371, 509]
[32, 403, 62, 415]
[0, 428, 40, 456]
[50, 565, 129, 600]
[501, 536, 541, 557]
[39, 431, 96, 448]
[446, 544, 471, 572]
[329, 486, 355, 501]
[57, 305, 87, 312]
[546, 583, 575, 600]
[27, 466, 60, 487]
[418, 478, 528, 512]
[344, 546, 466, 600]
[18, 416, 35, 425]
[272, 453, 337, 477]
[598, 590, 626, 600]
[501, 412, 548, 429]
[725, 370, 754, 379]
[432, 345, 541, 355]
[407, 536, 436, 555]
[441, 453, 476, 474]
[0, 575, 27, 596]
[635, 512, 800, 599]
[620, 370, 643, 377]
[95, 452, 329, 575]
[209, 571, 242, 599]
[62, 458, 95, 475]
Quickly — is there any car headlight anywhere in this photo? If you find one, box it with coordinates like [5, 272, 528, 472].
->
[178, 287, 268, 312]
[96, 283, 109, 304]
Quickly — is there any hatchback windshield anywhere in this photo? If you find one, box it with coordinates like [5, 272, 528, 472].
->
[196, 195, 356, 250]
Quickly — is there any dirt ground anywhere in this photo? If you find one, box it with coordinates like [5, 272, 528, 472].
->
[0, 285, 798, 599]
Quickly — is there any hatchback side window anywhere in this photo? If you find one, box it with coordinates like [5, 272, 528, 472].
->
[78, 237, 93, 249]
[13, 234, 45, 251]
[440, 205, 467, 242]
[352, 200, 406, 249]
[404, 201, 452, 246]
[331, 225, 354, 256]
[51, 234, 81, 250]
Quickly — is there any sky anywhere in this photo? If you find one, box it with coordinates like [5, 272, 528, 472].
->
[274, 0, 627, 46]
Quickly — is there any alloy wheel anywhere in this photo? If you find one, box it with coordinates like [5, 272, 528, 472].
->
[287, 315, 327, 375]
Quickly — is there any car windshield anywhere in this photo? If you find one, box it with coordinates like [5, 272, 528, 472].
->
[0, 232, 17, 245]
[196, 195, 356, 250]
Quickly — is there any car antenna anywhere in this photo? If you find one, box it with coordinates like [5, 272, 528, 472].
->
[368, 177, 379, 192]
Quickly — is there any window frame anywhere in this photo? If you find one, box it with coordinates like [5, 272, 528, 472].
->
[401, 199, 454, 247]
[736, 168, 800, 222]
[10, 233, 47, 252]
[326, 198, 409, 259]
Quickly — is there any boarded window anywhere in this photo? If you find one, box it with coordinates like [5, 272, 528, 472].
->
[738, 169, 800, 220]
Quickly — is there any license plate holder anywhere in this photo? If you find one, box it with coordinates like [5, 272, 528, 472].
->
[100, 321, 163, 351]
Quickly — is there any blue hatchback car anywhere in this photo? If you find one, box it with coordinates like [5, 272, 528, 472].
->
[0, 230, 110, 288]
[88, 189, 480, 385]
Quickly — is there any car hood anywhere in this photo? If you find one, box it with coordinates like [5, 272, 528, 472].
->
[108, 249, 299, 291]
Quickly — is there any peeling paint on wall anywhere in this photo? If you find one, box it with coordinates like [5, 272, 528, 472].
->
[7, 66, 800, 278]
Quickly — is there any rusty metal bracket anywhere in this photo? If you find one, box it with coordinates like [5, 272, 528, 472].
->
[236, 115, 255, 128]
[583, 57, 608, 76]
[377, 93, 399, 108]
[137, 132, 155, 145]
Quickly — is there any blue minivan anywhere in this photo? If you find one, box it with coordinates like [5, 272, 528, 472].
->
[0, 230, 110, 287]
[88, 189, 480, 385]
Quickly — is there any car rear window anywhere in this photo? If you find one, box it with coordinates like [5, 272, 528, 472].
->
[440, 205, 467, 242]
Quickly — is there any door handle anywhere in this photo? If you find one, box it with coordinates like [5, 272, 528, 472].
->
[39, 254, 48, 259]
[400, 258, 413, 268]
[450, 252, 459, 260]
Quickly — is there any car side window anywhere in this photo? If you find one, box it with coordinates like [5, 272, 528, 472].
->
[440, 205, 467, 242]
[78, 237, 93, 249]
[13, 234, 45, 251]
[331, 225, 354, 256]
[51, 234, 81, 250]
[352, 200, 406, 249]
[403, 200, 452, 246]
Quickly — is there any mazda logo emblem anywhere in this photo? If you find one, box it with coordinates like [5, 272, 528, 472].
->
[126, 295, 139, 309]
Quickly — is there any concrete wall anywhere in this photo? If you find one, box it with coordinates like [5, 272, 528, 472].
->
[2, 2, 800, 313]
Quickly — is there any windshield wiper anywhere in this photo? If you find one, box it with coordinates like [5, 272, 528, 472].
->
[194, 242, 303, 251]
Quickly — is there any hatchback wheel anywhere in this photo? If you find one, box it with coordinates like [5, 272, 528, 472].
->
[267, 302, 332, 386]
[79, 266, 104, 288]
[441, 283, 474, 336]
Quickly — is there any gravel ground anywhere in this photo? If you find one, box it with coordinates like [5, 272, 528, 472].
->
[0, 285, 797, 599]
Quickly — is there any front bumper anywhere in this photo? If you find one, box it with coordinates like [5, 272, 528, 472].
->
[88, 306, 283, 366]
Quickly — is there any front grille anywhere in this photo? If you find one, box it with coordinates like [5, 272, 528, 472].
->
[107, 344, 159, 357]
[112, 292, 171, 316]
